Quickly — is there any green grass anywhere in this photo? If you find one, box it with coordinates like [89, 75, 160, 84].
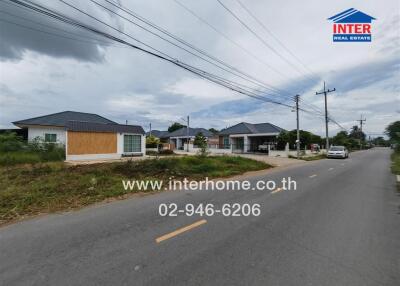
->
[288, 154, 326, 161]
[0, 156, 270, 224]
[391, 150, 400, 175]
[0, 149, 65, 166]
[301, 154, 327, 161]
[390, 149, 400, 192]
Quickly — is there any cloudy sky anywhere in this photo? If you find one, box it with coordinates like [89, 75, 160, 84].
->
[0, 0, 399, 137]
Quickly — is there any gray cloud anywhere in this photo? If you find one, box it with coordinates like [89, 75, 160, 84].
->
[0, 0, 399, 137]
[0, 0, 123, 62]
[327, 56, 400, 94]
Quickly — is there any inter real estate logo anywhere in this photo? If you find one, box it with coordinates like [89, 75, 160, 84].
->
[328, 8, 376, 42]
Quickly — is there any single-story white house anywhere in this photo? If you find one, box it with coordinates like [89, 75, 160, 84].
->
[13, 111, 145, 160]
[164, 127, 215, 150]
[218, 122, 284, 153]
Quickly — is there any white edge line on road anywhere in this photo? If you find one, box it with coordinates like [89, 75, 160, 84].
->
[328, 168, 334, 171]
[397, 175, 400, 182]
[309, 174, 317, 178]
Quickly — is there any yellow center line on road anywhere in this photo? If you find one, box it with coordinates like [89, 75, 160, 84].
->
[155, 219, 207, 243]
[270, 187, 283, 194]
[309, 174, 317, 178]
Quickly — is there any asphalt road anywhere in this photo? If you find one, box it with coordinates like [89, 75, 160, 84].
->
[1, 148, 399, 286]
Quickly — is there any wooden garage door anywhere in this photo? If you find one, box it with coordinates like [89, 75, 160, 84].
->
[67, 131, 117, 155]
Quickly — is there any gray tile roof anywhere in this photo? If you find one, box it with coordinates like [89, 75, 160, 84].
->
[218, 122, 284, 135]
[166, 127, 214, 138]
[13, 111, 116, 127]
[66, 121, 145, 134]
[146, 130, 170, 138]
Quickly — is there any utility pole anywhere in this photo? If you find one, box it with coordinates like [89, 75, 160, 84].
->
[295, 94, 300, 159]
[149, 123, 152, 136]
[356, 115, 366, 132]
[186, 115, 190, 152]
[180, 116, 190, 152]
[316, 81, 335, 150]
[356, 115, 366, 150]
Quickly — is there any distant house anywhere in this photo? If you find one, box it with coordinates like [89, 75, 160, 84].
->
[146, 130, 170, 141]
[13, 111, 145, 161]
[218, 122, 284, 153]
[164, 127, 214, 150]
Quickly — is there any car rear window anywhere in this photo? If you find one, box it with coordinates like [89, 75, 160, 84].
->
[330, 146, 344, 151]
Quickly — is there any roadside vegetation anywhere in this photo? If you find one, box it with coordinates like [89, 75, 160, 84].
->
[0, 155, 270, 225]
[386, 121, 400, 174]
[385, 121, 400, 191]
[0, 132, 65, 165]
[300, 154, 327, 161]
[288, 154, 326, 161]
[277, 126, 374, 152]
[391, 150, 400, 175]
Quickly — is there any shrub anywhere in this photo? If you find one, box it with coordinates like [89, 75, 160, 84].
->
[159, 149, 174, 155]
[146, 150, 159, 156]
[146, 135, 160, 148]
[146, 143, 158, 148]
[197, 144, 210, 157]
[0, 152, 42, 166]
[0, 132, 25, 152]
[0, 135, 65, 166]
[193, 132, 207, 148]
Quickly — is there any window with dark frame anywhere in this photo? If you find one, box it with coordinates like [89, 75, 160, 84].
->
[44, 133, 57, 143]
[123, 135, 141, 153]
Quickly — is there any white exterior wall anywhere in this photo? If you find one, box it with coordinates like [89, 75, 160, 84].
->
[66, 153, 121, 161]
[28, 126, 66, 145]
[184, 143, 232, 154]
[117, 133, 145, 155]
[170, 136, 195, 150]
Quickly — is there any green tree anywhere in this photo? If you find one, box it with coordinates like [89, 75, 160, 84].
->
[349, 125, 366, 141]
[193, 132, 207, 148]
[277, 131, 289, 149]
[0, 132, 24, 152]
[168, 122, 185, 132]
[277, 130, 321, 150]
[146, 135, 160, 148]
[385, 121, 400, 143]
[208, 128, 219, 134]
[372, 136, 388, 147]
[332, 131, 349, 146]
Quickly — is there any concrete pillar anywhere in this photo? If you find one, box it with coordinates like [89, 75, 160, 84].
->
[243, 136, 249, 153]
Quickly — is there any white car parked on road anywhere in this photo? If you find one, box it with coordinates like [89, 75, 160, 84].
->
[327, 146, 349, 159]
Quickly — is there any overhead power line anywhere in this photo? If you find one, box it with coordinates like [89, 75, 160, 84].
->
[173, 0, 324, 109]
[101, 0, 330, 117]
[234, 0, 319, 79]
[216, 0, 315, 82]
[0, 9, 122, 47]
[89, 0, 295, 103]
[172, 0, 287, 80]
[7, 0, 341, 128]
[7, 0, 295, 109]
